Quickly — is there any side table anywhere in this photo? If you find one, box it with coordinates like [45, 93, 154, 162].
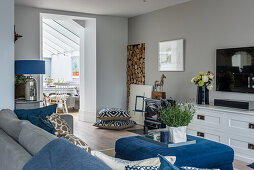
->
[15, 99, 43, 109]
[152, 91, 166, 100]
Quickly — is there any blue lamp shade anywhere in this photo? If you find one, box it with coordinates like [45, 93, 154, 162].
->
[15, 60, 45, 75]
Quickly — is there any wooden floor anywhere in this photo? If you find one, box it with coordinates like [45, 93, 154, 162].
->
[69, 111, 252, 170]
[233, 160, 252, 170]
[71, 112, 139, 151]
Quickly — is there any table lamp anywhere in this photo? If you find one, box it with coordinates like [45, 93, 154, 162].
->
[15, 60, 45, 101]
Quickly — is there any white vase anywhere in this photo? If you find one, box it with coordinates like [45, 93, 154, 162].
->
[167, 126, 187, 143]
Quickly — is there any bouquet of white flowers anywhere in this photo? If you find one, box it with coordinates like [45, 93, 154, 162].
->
[191, 71, 215, 90]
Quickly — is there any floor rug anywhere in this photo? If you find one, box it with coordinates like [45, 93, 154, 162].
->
[127, 129, 144, 135]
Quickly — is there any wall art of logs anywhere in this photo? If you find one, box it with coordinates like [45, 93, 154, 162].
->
[126, 43, 145, 107]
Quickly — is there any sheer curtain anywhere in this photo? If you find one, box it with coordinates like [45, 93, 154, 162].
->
[51, 54, 72, 82]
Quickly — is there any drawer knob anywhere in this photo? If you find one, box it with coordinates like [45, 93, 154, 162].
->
[197, 132, 205, 137]
[197, 115, 205, 120]
[249, 123, 254, 129]
[248, 144, 254, 150]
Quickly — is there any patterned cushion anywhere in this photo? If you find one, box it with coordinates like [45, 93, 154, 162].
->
[62, 134, 91, 153]
[14, 104, 57, 134]
[125, 165, 159, 170]
[91, 150, 176, 170]
[97, 108, 130, 121]
[45, 113, 91, 153]
[94, 120, 136, 130]
[45, 113, 72, 137]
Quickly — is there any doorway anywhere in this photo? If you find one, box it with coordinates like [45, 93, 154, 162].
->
[40, 13, 97, 123]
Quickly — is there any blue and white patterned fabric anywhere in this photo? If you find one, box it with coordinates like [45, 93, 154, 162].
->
[97, 108, 130, 120]
[125, 165, 159, 170]
[94, 120, 136, 130]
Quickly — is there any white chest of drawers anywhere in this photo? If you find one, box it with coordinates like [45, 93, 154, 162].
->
[187, 105, 254, 163]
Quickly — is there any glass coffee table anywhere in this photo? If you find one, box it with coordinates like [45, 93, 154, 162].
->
[137, 129, 196, 148]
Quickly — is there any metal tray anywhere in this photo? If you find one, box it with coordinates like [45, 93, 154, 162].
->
[137, 135, 196, 148]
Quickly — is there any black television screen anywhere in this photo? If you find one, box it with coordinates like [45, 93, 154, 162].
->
[216, 47, 254, 93]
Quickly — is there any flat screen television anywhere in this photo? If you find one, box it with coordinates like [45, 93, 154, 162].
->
[216, 47, 254, 93]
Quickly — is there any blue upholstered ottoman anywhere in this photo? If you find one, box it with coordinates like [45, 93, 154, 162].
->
[115, 135, 234, 170]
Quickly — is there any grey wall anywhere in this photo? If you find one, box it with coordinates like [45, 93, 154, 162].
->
[15, 7, 40, 60]
[15, 6, 128, 111]
[96, 16, 128, 110]
[0, 0, 14, 109]
[128, 0, 254, 102]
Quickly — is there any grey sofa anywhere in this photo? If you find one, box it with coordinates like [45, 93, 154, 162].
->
[0, 109, 73, 170]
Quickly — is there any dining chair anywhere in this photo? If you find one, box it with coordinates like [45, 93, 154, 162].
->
[48, 93, 57, 105]
[54, 82, 70, 114]
[42, 93, 50, 106]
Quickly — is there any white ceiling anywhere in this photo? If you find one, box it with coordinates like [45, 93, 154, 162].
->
[15, 0, 192, 17]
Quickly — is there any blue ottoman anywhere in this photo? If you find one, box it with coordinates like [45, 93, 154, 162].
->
[115, 135, 234, 170]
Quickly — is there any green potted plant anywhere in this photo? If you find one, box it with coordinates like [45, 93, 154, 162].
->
[15, 75, 27, 99]
[160, 103, 195, 143]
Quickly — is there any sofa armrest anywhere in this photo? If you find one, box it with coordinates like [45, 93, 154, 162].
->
[60, 114, 74, 133]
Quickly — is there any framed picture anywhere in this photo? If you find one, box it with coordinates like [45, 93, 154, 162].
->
[134, 95, 145, 113]
[158, 39, 184, 71]
[72, 56, 80, 78]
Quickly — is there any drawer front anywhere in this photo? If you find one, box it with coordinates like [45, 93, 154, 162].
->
[229, 136, 254, 161]
[187, 126, 220, 142]
[227, 113, 254, 137]
[205, 133, 220, 142]
[191, 109, 221, 128]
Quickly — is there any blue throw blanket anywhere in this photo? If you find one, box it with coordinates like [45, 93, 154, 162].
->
[23, 138, 112, 170]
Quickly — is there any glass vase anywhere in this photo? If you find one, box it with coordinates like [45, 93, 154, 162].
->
[196, 86, 209, 105]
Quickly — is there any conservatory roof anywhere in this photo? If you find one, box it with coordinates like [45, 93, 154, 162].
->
[42, 18, 81, 57]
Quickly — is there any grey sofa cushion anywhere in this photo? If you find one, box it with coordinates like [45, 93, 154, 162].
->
[0, 110, 23, 141]
[19, 121, 57, 156]
[0, 109, 18, 119]
[0, 129, 32, 170]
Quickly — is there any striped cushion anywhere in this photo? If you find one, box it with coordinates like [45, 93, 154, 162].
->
[97, 108, 130, 121]
[94, 120, 136, 130]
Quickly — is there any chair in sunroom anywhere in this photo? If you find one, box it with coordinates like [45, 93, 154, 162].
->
[54, 82, 70, 114]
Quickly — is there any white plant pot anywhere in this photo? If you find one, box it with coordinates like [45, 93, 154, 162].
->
[167, 126, 187, 143]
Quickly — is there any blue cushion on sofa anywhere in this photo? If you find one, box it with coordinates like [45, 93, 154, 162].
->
[23, 138, 112, 170]
[158, 154, 178, 170]
[14, 104, 57, 134]
[29, 115, 55, 134]
[14, 104, 57, 119]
